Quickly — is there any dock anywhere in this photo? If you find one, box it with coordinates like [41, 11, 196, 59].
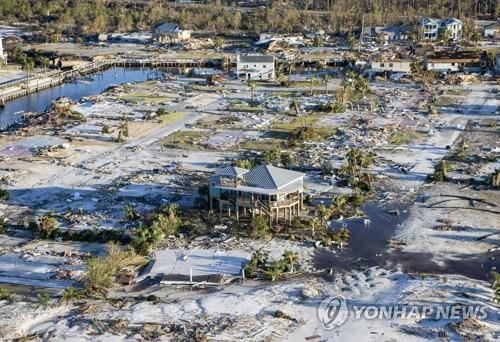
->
[0, 56, 233, 105]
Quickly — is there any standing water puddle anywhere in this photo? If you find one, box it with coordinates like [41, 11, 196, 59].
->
[313, 202, 498, 281]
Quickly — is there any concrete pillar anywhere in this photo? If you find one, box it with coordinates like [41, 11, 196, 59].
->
[236, 205, 239, 220]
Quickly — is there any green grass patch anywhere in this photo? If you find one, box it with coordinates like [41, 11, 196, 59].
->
[120, 92, 171, 104]
[159, 112, 185, 125]
[191, 85, 225, 92]
[434, 96, 456, 106]
[445, 89, 467, 96]
[161, 130, 208, 150]
[288, 81, 323, 88]
[389, 131, 423, 145]
[226, 102, 265, 112]
[273, 113, 336, 140]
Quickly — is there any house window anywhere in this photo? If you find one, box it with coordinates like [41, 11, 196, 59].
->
[263, 65, 267, 68]
[389, 63, 393, 67]
[211, 182, 215, 186]
[380, 63, 385, 67]
[451, 63, 455, 66]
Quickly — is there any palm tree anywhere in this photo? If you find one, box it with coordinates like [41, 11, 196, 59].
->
[39, 56, 50, 77]
[116, 118, 129, 142]
[347, 32, 356, 49]
[264, 260, 285, 281]
[470, 30, 480, 47]
[21, 56, 35, 86]
[248, 80, 256, 104]
[323, 74, 330, 94]
[330, 195, 348, 218]
[282, 250, 298, 273]
[309, 76, 316, 96]
[316, 204, 330, 230]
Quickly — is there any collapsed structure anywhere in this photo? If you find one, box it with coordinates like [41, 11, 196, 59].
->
[154, 23, 191, 44]
[424, 50, 488, 73]
[208, 165, 305, 225]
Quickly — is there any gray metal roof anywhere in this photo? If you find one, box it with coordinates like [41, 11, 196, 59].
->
[243, 165, 304, 190]
[156, 23, 182, 33]
[238, 55, 274, 63]
[215, 166, 249, 177]
[442, 17, 462, 26]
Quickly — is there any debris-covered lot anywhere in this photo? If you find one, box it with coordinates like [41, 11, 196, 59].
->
[0, 43, 499, 340]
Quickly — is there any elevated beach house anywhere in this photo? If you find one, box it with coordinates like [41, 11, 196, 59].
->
[208, 165, 305, 225]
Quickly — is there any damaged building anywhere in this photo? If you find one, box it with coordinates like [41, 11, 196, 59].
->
[208, 165, 305, 225]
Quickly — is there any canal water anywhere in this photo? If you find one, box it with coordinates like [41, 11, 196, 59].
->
[0, 67, 166, 130]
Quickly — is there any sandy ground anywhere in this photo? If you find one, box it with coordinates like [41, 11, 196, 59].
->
[0, 268, 497, 341]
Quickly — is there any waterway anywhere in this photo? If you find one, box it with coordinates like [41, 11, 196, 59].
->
[0, 67, 165, 130]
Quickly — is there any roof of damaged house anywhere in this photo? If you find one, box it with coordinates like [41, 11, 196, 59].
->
[441, 17, 462, 26]
[426, 50, 484, 63]
[215, 166, 249, 177]
[211, 165, 305, 194]
[244, 165, 304, 190]
[238, 55, 274, 63]
[156, 23, 185, 33]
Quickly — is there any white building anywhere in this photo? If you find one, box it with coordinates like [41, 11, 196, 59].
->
[419, 18, 440, 41]
[484, 21, 500, 38]
[419, 17, 462, 41]
[236, 55, 275, 81]
[424, 51, 486, 73]
[154, 23, 191, 44]
[369, 61, 412, 74]
[0, 38, 7, 65]
[440, 18, 463, 40]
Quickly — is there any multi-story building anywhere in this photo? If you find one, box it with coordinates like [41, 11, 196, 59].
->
[208, 165, 305, 226]
[419, 17, 463, 41]
[236, 55, 275, 81]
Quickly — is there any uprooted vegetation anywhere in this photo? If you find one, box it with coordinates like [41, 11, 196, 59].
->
[243, 249, 299, 281]
[83, 242, 147, 297]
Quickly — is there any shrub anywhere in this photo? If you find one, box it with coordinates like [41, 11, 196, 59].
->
[0, 217, 6, 234]
[0, 188, 9, 201]
[154, 204, 181, 236]
[264, 260, 286, 281]
[123, 204, 139, 221]
[492, 271, 500, 303]
[40, 216, 60, 238]
[101, 123, 110, 134]
[61, 286, 83, 303]
[37, 293, 50, 308]
[0, 286, 12, 301]
[131, 223, 163, 256]
[250, 215, 269, 239]
[84, 257, 113, 296]
[429, 160, 450, 182]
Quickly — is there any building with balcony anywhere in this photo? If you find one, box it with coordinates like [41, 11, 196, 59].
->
[236, 54, 275, 81]
[208, 165, 305, 226]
